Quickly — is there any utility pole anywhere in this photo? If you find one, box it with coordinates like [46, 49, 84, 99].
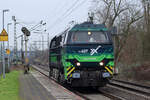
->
[7, 23, 12, 69]
[25, 36, 27, 64]
[43, 22, 50, 61]
[0, 43, 2, 76]
[2, 9, 9, 78]
[34, 41, 37, 51]
[47, 32, 49, 57]
[42, 34, 44, 52]
[12, 16, 18, 64]
[17, 34, 24, 64]
[42, 22, 49, 50]
[0, 43, 3, 61]
[21, 35, 24, 64]
[33, 41, 37, 58]
[2, 10, 5, 78]
[24, 35, 29, 74]
[29, 45, 32, 62]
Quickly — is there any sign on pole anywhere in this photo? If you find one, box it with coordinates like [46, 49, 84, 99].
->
[0, 29, 8, 41]
[6, 49, 10, 55]
[25, 58, 29, 64]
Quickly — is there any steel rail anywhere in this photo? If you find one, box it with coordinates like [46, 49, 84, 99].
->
[31, 63, 124, 100]
[31, 64, 89, 100]
[112, 79, 150, 89]
[110, 79, 150, 96]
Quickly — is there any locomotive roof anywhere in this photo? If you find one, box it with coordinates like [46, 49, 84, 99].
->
[70, 22, 108, 32]
[52, 22, 109, 39]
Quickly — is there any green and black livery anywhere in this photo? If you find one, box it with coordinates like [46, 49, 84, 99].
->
[49, 22, 114, 87]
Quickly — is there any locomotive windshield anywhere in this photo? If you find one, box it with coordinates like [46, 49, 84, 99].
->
[68, 31, 110, 44]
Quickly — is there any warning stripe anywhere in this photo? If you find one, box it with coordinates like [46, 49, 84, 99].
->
[110, 66, 113, 70]
[67, 67, 71, 71]
[67, 67, 75, 79]
[105, 66, 113, 75]
[67, 74, 72, 79]
[106, 66, 113, 72]
[67, 67, 75, 76]
[69, 74, 72, 78]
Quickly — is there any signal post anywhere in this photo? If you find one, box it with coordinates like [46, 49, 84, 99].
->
[21, 27, 30, 74]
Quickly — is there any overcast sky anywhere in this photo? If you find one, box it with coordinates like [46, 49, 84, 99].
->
[0, 0, 91, 50]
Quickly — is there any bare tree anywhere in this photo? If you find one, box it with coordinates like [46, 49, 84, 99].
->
[141, 0, 150, 58]
[115, 8, 143, 64]
[92, 0, 143, 67]
[142, 0, 150, 33]
[93, 0, 129, 28]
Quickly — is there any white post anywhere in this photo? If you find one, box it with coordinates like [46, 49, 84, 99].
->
[7, 23, 11, 69]
[2, 10, 5, 78]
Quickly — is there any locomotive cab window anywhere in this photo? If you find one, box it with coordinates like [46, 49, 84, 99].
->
[60, 33, 66, 46]
[50, 40, 56, 48]
[67, 31, 110, 44]
[55, 36, 62, 47]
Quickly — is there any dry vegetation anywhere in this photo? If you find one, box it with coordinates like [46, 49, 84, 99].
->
[91, 0, 150, 82]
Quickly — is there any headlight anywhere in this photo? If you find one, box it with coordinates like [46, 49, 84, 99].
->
[99, 62, 104, 66]
[76, 62, 81, 66]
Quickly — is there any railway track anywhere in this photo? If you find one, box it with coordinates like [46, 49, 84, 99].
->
[99, 79, 150, 100]
[31, 64, 91, 100]
[110, 79, 150, 95]
[31, 64, 150, 100]
[31, 64, 122, 100]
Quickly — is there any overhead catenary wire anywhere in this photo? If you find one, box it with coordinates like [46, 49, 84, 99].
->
[49, 0, 69, 20]
[58, 0, 87, 24]
[47, 0, 80, 30]
[58, 0, 80, 20]
[47, 0, 87, 32]
[47, 0, 85, 31]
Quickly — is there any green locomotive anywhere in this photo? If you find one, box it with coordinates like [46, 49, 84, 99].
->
[49, 22, 114, 87]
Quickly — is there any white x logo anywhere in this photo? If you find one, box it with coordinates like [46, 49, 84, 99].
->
[90, 45, 101, 55]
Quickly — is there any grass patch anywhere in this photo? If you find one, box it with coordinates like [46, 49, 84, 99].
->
[0, 71, 20, 100]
